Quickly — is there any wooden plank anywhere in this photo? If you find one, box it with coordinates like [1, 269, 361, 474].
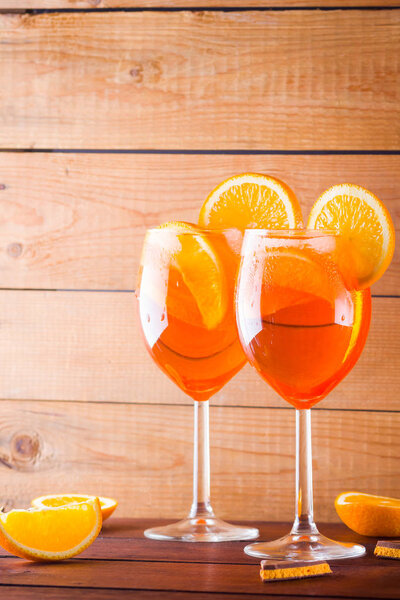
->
[0, 152, 398, 295]
[0, 521, 384, 565]
[1, 1, 399, 8]
[0, 592, 359, 600]
[0, 291, 396, 410]
[99, 518, 374, 545]
[0, 522, 396, 598]
[38, 521, 381, 565]
[0, 11, 399, 149]
[0, 401, 399, 521]
[0, 590, 348, 600]
[0, 557, 398, 598]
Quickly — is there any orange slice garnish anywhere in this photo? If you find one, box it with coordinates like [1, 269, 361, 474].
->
[199, 173, 303, 231]
[141, 222, 228, 330]
[0, 498, 102, 561]
[335, 491, 400, 537]
[31, 494, 117, 521]
[308, 184, 395, 288]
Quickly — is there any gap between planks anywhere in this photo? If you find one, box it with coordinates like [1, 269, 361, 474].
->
[5, 6, 400, 14]
[1, 149, 400, 154]
[0, 288, 396, 299]
[0, 398, 400, 413]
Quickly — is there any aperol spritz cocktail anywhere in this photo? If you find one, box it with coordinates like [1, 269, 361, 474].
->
[139, 227, 245, 402]
[137, 222, 258, 542]
[236, 229, 371, 560]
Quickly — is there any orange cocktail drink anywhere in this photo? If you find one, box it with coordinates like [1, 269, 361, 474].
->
[249, 292, 370, 409]
[238, 235, 371, 409]
[137, 223, 258, 542]
[139, 228, 244, 402]
[236, 229, 371, 561]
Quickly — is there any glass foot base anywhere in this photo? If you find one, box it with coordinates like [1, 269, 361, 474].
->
[144, 517, 259, 542]
[244, 532, 365, 561]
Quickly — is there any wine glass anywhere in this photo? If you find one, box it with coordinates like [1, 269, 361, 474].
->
[235, 229, 371, 560]
[137, 224, 259, 542]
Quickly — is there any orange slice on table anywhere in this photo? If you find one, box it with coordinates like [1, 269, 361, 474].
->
[308, 184, 395, 288]
[141, 221, 228, 330]
[31, 493, 117, 521]
[0, 497, 102, 561]
[335, 491, 400, 537]
[199, 173, 303, 232]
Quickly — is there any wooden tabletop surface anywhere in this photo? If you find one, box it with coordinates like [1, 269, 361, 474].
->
[1, 519, 399, 599]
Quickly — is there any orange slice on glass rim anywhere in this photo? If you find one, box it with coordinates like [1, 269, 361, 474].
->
[31, 493, 117, 521]
[335, 491, 400, 537]
[142, 221, 228, 330]
[308, 184, 395, 289]
[0, 498, 102, 561]
[199, 173, 303, 232]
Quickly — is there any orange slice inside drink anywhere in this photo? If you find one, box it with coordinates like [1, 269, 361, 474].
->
[242, 243, 349, 324]
[141, 222, 228, 330]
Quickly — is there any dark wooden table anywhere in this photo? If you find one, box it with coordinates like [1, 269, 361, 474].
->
[1, 520, 399, 599]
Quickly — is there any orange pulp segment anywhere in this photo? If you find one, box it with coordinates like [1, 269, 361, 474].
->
[141, 222, 228, 330]
[31, 494, 117, 521]
[0, 498, 102, 561]
[335, 491, 400, 537]
[199, 173, 303, 231]
[307, 183, 395, 288]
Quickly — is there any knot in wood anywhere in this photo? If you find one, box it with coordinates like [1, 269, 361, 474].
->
[10, 431, 41, 467]
[7, 243, 23, 258]
[130, 66, 143, 82]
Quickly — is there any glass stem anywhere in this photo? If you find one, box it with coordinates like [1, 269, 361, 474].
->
[189, 400, 215, 520]
[290, 409, 319, 536]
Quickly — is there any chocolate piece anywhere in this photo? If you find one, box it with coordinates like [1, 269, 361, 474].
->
[260, 559, 332, 582]
[375, 540, 400, 560]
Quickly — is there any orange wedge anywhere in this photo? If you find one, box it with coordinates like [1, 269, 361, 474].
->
[308, 184, 395, 288]
[31, 494, 117, 521]
[141, 221, 228, 330]
[256, 245, 344, 319]
[0, 497, 102, 561]
[335, 492, 400, 537]
[199, 173, 303, 231]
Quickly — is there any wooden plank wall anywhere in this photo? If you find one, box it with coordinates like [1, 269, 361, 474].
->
[0, 2, 398, 523]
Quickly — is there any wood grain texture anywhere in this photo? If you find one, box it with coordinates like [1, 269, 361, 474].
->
[0, 592, 360, 600]
[0, 152, 398, 294]
[0, 521, 382, 564]
[0, 400, 399, 521]
[0, 557, 399, 597]
[0, 522, 398, 599]
[0, 593, 359, 600]
[2, 1, 400, 7]
[0, 522, 397, 600]
[0, 291, 396, 410]
[0, 11, 399, 149]
[63, 521, 387, 564]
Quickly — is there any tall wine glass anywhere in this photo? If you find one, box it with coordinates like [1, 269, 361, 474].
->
[137, 225, 259, 542]
[236, 229, 371, 560]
